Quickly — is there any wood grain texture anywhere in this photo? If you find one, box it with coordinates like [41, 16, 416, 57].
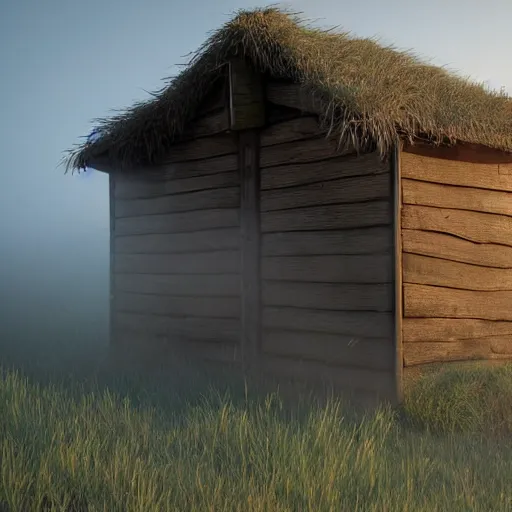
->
[263, 307, 393, 338]
[262, 254, 393, 283]
[262, 227, 393, 256]
[266, 82, 323, 115]
[115, 273, 240, 297]
[260, 116, 320, 146]
[401, 151, 512, 191]
[402, 229, 512, 269]
[114, 312, 240, 343]
[261, 151, 386, 190]
[115, 292, 240, 319]
[115, 171, 239, 200]
[115, 208, 239, 236]
[262, 281, 392, 311]
[260, 172, 390, 212]
[262, 329, 394, 370]
[115, 187, 239, 217]
[115, 228, 240, 255]
[402, 178, 512, 216]
[402, 205, 512, 247]
[115, 251, 240, 275]
[160, 133, 237, 164]
[261, 200, 391, 233]
[404, 338, 512, 366]
[403, 318, 512, 342]
[404, 284, 512, 321]
[182, 109, 230, 140]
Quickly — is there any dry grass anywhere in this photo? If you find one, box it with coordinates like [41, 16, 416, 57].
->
[64, 6, 512, 173]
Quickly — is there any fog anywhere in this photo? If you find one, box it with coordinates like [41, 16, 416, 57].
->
[1, 0, 510, 372]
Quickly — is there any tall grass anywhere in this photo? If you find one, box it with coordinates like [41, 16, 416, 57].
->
[1, 362, 512, 511]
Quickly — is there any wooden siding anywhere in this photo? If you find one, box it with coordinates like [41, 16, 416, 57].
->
[258, 112, 395, 398]
[111, 128, 241, 364]
[401, 151, 512, 367]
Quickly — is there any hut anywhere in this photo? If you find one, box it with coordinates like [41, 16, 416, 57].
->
[65, 8, 512, 403]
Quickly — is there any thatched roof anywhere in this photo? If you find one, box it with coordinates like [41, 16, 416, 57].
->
[64, 7, 512, 173]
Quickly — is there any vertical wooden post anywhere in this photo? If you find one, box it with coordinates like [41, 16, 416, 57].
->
[239, 131, 262, 371]
[392, 141, 404, 404]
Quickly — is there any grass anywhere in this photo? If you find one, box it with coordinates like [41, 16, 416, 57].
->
[1, 359, 512, 511]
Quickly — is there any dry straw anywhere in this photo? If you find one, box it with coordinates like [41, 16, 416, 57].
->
[64, 7, 512, 172]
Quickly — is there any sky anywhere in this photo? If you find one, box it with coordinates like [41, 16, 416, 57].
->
[1, 0, 511, 363]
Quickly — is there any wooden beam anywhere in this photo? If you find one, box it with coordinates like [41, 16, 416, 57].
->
[228, 59, 265, 131]
[239, 129, 262, 370]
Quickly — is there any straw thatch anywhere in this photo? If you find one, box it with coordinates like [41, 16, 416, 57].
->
[64, 7, 512, 172]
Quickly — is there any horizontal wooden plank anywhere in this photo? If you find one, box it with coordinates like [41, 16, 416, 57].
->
[115, 187, 239, 217]
[115, 273, 240, 297]
[115, 292, 240, 319]
[160, 133, 237, 164]
[262, 330, 394, 370]
[261, 172, 390, 212]
[266, 82, 323, 115]
[114, 312, 240, 343]
[403, 318, 512, 342]
[115, 251, 240, 275]
[401, 151, 512, 191]
[260, 151, 386, 190]
[262, 281, 392, 311]
[402, 205, 512, 247]
[263, 307, 393, 338]
[403, 253, 512, 291]
[260, 116, 320, 146]
[183, 109, 229, 139]
[402, 229, 512, 269]
[403, 338, 512, 367]
[115, 171, 239, 200]
[115, 208, 239, 236]
[404, 284, 512, 321]
[115, 228, 240, 254]
[261, 200, 391, 233]
[260, 354, 395, 398]
[262, 254, 392, 283]
[262, 227, 393, 256]
[402, 179, 512, 216]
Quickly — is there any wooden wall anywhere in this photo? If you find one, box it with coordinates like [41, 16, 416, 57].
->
[109, 103, 242, 366]
[257, 109, 396, 399]
[400, 150, 512, 367]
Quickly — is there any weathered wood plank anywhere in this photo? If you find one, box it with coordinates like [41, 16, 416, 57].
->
[403, 338, 512, 366]
[115, 273, 240, 297]
[404, 284, 512, 321]
[261, 172, 390, 212]
[262, 330, 394, 370]
[403, 318, 512, 342]
[261, 200, 391, 233]
[402, 178, 512, 217]
[114, 312, 239, 343]
[183, 109, 229, 139]
[260, 116, 320, 146]
[266, 82, 323, 115]
[115, 251, 240, 275]
[239, 129, 262, 367]
[260, 354, 395, 397]
[115, 208, 239, 236]
[260, 151, 386, 190]
[260, 136, 350, 168]
[115, 228, 240, 254]
[115, 292, 240, 319]
[115, 187, 239, 217]
[401, 151, 512, 191]
[262, 281, 392, 311]
[262, 254, 393, 283]
[403, 253, 512, 291]
[402, 205, 512, 247]
[263, 307, 394, 338]
[109, 173, 117, 349]
[115, 171, 239, 199]
[262, 227, 393, 256]
[160, 133, 237, 164]
[402, 229, 512, 269]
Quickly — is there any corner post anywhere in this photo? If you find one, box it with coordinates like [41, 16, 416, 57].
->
[228, 58, 265, 373]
